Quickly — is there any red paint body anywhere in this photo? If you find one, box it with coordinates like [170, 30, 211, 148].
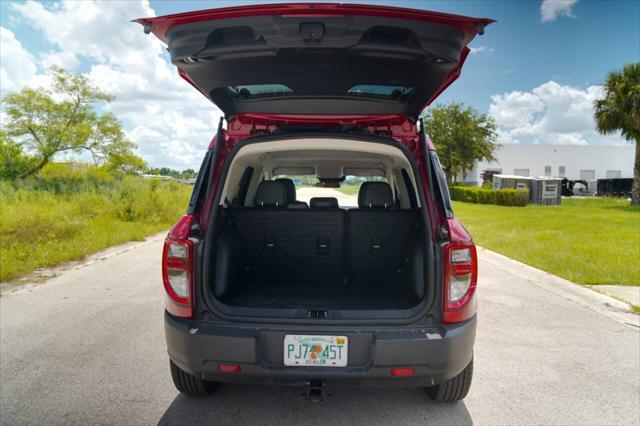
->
[226, 114, 419, 148]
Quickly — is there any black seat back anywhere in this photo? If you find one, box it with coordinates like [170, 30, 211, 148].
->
[228, 208, 344, 283]
[275, 178, 296, 204]
[310, 197, 339, 209]
[358, 182, 394, 209]
[255, 180, 288, 207]
[347, 182, 418, 283]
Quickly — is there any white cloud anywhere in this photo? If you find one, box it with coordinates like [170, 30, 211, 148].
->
[540, 0, 578, 22]
[0, 27, 41, 93]
[489, 90, 544, 128]
[38, 51, 80, 71]
[469, 46, 494, 55]
[489, 80, 624, 146]
[8, 0, 221, 170]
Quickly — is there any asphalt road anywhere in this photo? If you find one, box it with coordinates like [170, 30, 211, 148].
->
[1, 235, 638, 425]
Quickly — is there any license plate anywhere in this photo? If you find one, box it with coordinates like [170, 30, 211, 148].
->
[284, 335, 348, 367]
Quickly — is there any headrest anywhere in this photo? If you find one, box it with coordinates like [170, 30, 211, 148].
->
[358, 182, 393, 209]
[275, 178, 296, 204]
[255, 181, 287, 207]
[310, 197, 339, 209]
[287, 201, 309, 209]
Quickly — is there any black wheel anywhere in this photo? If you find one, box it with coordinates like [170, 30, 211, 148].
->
[426, 358, 473, 402]
[170, 360, 216, 396]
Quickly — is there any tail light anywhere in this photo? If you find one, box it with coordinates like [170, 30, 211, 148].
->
[443, 242, 477, 324]
[162, 215, 194, 318]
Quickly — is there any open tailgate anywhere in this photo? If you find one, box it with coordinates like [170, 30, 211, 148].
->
[136, 3, 493, 117]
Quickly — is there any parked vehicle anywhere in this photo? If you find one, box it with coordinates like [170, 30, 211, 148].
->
[561, 178, 589, 196]
[596, 178, 633, 198]
[137, 3, 492, 402]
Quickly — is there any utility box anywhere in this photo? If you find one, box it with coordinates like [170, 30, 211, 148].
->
[492, 174, 533, 191]
[492, 174, 561, 205]
[529, 177, 562, 205]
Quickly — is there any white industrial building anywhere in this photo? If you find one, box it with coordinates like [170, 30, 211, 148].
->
[461, 144, 635, 186]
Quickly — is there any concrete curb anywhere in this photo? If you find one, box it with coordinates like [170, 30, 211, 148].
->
[478, 246, 640, 329]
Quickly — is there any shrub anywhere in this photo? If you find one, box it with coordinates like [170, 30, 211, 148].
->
[449, 186, 529, 207]
[0, 173, 192, 281]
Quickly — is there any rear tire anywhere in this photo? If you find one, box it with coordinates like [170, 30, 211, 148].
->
[170, 360, 216, 396]
[426, 358, 473, 402]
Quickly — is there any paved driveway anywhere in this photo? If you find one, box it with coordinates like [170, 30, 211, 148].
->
[1, 235, 638, 425]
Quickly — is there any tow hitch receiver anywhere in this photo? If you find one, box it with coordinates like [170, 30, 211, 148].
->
[304, 380, 328, 402]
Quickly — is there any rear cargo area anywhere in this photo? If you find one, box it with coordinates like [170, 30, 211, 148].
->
[213, 203, 426, 311]
[228, 279, 416, 310]
[205, 137, 431, 315]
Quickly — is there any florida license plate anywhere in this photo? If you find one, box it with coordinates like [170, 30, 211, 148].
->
[284, 335, 348, 367]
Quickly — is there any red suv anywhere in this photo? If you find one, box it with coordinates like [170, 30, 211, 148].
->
[138, 3, 491, 402]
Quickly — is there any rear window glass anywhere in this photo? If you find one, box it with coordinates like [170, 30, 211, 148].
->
[228, 84, 293, 98]
[347, 85, 415, 100]
[227, 84, 415, 100]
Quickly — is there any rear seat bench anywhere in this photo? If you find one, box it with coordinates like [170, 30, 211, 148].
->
[227, 181, 344, 284]
[346, 182, 419, 285]
[218, 180, 420, 297]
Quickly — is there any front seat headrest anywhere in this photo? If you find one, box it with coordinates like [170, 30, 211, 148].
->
[275, 178, 297, 204]
[255, 181, 288, 207]
[310, 197, 339, 209]
[287, 201, 309, 209]
[358, 182, 393, 209]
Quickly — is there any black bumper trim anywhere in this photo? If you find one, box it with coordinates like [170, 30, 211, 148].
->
[165, 313, 476, 387]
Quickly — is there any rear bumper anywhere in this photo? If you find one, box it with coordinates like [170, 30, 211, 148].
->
[165, 313, 476, 387]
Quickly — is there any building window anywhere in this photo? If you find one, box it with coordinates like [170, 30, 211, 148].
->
[606, 170, 621, 179]
[514, 168, 530, 177]
[580, 170, 596, 181]
[558, 166, 566, 178]
[544, 166, 551, 176]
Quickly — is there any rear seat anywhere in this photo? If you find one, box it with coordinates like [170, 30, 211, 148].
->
[346, 182, 418, 284]
[310, 197, 339, 209]
[228, 181, 344, 283]
[227, 180, 417, 286]
[276, 177, 308, 208]
[254, 180, 288, 207]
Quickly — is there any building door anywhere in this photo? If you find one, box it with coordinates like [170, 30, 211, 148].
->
[606, 170, 621, 179]
[580, 170, 596, 181]
[514, 168, 530, 177]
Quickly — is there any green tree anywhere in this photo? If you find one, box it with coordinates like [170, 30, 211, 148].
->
[0, 130, 37, 179]
[594, 63, 640, 205]
[422, 103, 497, 184]
[1, 67, 146, 178]
[180, 169, 197, 180]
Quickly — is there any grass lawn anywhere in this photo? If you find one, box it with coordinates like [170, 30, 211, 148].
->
[453, 198, 640, 286]
[0, 178, 191, 281]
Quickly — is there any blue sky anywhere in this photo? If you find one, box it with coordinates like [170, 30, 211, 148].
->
[1, 0, 638, 169]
